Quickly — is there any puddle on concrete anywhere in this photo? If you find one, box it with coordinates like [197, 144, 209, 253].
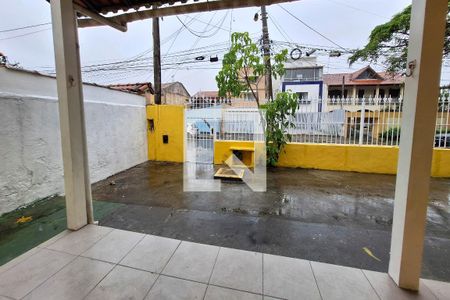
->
[92, 161, 450, 234]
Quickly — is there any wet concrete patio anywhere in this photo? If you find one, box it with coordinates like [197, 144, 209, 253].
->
[92, 161, 450, 281]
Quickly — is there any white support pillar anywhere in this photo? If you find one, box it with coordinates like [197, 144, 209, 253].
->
[51, 0, 94, 230]
[389, 0, 447, 290]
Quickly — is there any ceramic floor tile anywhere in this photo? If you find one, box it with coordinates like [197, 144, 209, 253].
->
[205, 285, 262, 300]
[37, 230, 71, 248]
[85, 265, 157, 300]
[145, 275, 207, 300]
[0, 248, 74, 299]
[82, 229, 144, 263]
[47, 225, 113, 255]
[422, 279, 450, 300]
[23, 256, 114, 300]
[311, 261, 379, 300]
[162, 241, 219, 283]
[0, 246, 40, 275]
[263, 254, 321, 300]
[210, 247, 263, 294]
[121, 235, 180, 273]
[364, 270, 438, 300]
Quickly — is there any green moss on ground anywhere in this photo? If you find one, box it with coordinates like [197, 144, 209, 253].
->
[0, 196, 123, 266]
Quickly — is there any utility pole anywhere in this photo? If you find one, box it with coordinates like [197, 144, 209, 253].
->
[261, 5, 273, 101]
[153, 6, 162, 105]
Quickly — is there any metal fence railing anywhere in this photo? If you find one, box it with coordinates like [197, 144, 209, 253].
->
[184, 97, 450, 148]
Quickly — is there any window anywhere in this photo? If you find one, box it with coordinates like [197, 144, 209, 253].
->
[285, 67, 323, 81]
[296, 92, 310, 104]
[242, 92, 255, 101]
[358, 89, 365, 98]
[356, 69, 379, 80]
[379, 89, 385, 98]
[389, 88, 401, 98]
[328, 89, 348, 98]
[329, 90, 341, 98]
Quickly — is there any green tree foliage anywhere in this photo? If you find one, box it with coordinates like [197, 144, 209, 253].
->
[216, 32, 296, 166]
[349, 2, 450, 73]
[378, 127, 400, 143]
[215, 32, 288, 106]
[263, 91, 298, 166]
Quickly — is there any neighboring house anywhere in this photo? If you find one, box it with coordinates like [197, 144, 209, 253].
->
[109, 82, 154, 105]
[237, 69, 266, 105]
[278, 57, 324, 112]
[110, 81, 190, 105]
[160, 82, 190, 105]
[192, 91, 220, 99]
[323, 65, 404, 100]
[190, 91, 229, 108]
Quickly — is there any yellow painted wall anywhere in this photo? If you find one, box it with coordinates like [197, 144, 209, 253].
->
[147, 105, 184, 162]
[277, 143, 400, 174]
[214, 140, 450, 177]
[431, 149, 450, 177]
[214, 141, 256, 165]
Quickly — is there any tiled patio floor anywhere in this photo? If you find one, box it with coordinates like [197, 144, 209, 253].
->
[0, 225, 449, 300]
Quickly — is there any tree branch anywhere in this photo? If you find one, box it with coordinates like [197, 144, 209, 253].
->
[243, 67, 260, 107]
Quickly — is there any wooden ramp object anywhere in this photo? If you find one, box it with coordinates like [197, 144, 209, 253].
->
[214, 167, 245, 181]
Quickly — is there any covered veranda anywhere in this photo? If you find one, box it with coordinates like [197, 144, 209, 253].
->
[2, 0, 449, 298]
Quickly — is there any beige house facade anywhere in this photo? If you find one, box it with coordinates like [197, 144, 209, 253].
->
[324, 66, 405, 100]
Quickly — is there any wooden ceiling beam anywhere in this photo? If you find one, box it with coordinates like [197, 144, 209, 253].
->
[74, 3, 128, 32]
[77, 0, 298, 29]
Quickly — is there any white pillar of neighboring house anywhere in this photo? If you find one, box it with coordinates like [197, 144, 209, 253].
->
[389, 0, 447, 290]
[50, 0, 94, 230]
[375, 85, 380, 98]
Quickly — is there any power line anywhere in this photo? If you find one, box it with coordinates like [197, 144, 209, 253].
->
[323, 0, 388, 19]
[163, 16, 196, 57]
[167, 11, 221, 80]
[277, 4, 347, 51]
[184, 14, 230, 33]
[0, 28, 51, 41]
[269, 15, 293, 44]
[0, 22, 51, 33]
[176, 11, 228, 38]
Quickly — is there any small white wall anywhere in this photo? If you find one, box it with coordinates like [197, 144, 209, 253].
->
[0, 67, 147, 214]
[284, 83, 321, 99]
[283, 82, 322, 112]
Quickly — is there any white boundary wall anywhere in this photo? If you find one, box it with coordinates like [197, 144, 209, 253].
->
[0, 67, 148, 214]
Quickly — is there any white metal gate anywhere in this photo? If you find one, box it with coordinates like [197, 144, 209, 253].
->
[185, 102, 222, 164]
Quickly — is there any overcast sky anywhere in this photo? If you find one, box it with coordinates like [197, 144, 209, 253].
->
[0, 0, 415, 94]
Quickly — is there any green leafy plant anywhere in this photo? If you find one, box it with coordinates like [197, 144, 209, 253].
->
[436, 128, 450, 134]
[264, 91, 299, 166]
[349, 2, 450, 73]
[215, 32, 295, 166]
[379, 127, 400, 143]
[216, 32, 287, 105]
[378, 128, 449, 144]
